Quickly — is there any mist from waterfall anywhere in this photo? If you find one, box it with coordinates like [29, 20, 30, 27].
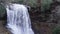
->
[6, 3, 34, 34]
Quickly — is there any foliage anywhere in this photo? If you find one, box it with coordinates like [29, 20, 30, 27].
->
[28, 0, 37, 7]
[53, 26, 60, 34]
[16, 0, 24, 4]
[0, 4, 6, 18]
[0, 0, 38, 7]
[41, 0, 53, 11]
[17, 0, 37, 7]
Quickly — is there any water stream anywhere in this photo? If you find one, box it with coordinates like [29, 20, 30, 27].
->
[6, 3, 34, 34]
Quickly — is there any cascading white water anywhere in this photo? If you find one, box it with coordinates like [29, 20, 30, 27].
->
[6, 3, 34, 34]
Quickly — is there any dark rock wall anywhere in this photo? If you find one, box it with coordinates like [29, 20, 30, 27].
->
[29, 6, 40, 34]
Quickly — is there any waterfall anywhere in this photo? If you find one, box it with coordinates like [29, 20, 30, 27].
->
[6, 3, 34, 34]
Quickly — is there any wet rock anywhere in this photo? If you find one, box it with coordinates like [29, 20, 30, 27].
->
[0, 20, 11, 34]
